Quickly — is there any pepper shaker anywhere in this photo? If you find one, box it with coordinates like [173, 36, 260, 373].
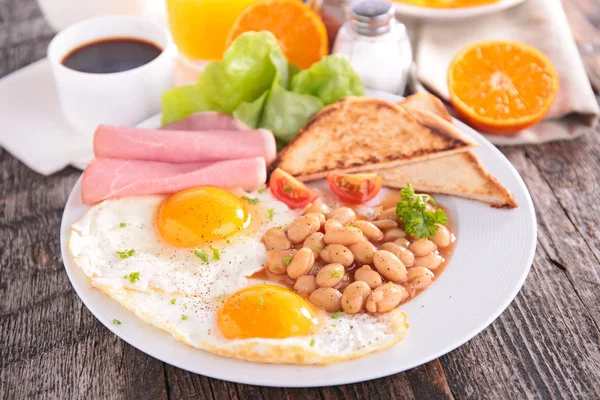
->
[332, 0, 413, 95]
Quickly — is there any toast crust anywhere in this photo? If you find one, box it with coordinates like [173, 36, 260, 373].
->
[273, 97, 476, 180]
[399, 92, 452, 122]
[375, 93, 518, 208]
[375, 151, 518, 208]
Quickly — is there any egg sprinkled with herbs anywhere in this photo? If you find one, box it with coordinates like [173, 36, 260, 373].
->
[69, 187, 408, 365]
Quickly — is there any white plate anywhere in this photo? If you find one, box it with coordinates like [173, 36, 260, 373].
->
[60, 92, 536, 387]
[394, 0, 526, 20]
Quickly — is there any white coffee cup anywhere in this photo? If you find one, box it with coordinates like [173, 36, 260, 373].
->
[48, 15, 175, 137]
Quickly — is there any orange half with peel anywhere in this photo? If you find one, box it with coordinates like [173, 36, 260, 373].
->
[226, 0, 328, 69]
[447, 40, 559, 135]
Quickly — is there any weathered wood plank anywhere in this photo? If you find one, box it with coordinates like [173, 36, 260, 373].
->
[0, 115, 168, 400]
[563, 0, 600, 91]
[440, 244, 600, 399]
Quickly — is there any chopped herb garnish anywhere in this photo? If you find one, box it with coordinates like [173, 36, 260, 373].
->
[283, 185, 292, 193]
[331, 324, 337, 327]
[123, 271, 140, 284]
[170, 298, 176, 305]
[116, 249, 135, 259]
[181, 315, 188, 320]
[119, 222, 127, 228]
[365, 252, 373, 259]
[258, 188, 267, 194]
[340, 178, 347, 187]
[396, 183, 447, 239]
[241, 196, 260, 205]
[332, 269, 341, 278]
[282, 256, 292, 265]
[112, 319, 121, 325]
[193, 248, 209, 262]
[258, 296, 264, 306]
[209, 245, 221, 261]
[315, 245, 323, 252]
[310, 339, 315, 347]
[226, 239, 231, 244]
[331, 311, 345, 319]
[267, 208, 275, 220]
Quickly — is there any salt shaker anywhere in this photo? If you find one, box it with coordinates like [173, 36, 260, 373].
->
[332, 0, 413, 95]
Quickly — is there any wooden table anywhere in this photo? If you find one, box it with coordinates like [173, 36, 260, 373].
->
[1, 0, 600, 398]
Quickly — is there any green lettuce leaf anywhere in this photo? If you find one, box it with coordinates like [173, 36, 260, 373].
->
[260, 81, 323, 144]
[232, 91, 268, 129]
[162, 31, 288, 125]
[290, 54, 364, 105]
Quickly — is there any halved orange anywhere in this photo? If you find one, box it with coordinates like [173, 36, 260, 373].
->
[226, 0, 328, 69]
[448, 40, 559, 135]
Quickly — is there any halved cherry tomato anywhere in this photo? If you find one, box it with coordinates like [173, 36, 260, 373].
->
[269, 168, 319, 209]
[327, 173, 382, 204]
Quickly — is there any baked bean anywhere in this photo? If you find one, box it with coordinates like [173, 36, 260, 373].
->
[372, 219, 398, 230]
[327, 207, 356, 226]
[262, 227, 292, 251]
[341, 281, 371, 314]
[380, 242, 415, 267]
[323, 227, 362, 246]
[384, 228, 406, 242]
[324, 219, 343, 233]
[287, 248, 315, 279]
[414, 253, 444, 270]
[407, 267, 434, 291]
[347, 240, 378, 264]
[305, 212, 326, 229]
[287, 215, 321, 244]
[431, 224, 452, 248]
[316, 263, 345, 288]
[266, 249, 297, 275]
[294, 275, 317, 298]
[320, 244, 354, 267]
[394, 238, 411, 248]
[365, 283, 406, 313]
[309, 288, 342, 312]
[372, 250, 408, 282]
[353, 265, 383, 289]
[377, 207, 397, 220]
[303, 232, 325, 258]
[352, 220, 384, 242]
[409, 239, 437, 257]
[304, 201, 329, 216]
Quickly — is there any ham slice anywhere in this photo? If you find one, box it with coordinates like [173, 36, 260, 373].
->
[94, 125, 277, 165]
[82, 157, 266, 204]
[161, 112, 250, 131]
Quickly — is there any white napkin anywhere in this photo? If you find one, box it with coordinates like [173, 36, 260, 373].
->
[404, 0, 599, 145]
[0, 59, 92, 174]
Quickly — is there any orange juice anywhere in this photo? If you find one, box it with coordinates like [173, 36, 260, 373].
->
[166, 0, 263, 61]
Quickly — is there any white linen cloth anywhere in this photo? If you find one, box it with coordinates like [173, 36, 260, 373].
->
[404, 0, 599, 145]
[0, 60, 91, 174]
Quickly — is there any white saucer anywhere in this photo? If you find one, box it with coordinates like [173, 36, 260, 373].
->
[394, 0, 526, 20]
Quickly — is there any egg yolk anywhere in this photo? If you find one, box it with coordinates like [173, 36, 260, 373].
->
[157, 187, 249, 247]
[217, 284, 318, 339]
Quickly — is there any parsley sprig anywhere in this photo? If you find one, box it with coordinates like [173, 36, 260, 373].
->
[396, 183, 447, 239]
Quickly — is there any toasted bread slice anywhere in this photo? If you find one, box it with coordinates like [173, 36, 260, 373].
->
[274, 97, 476, 181]
[399, 92, 452, 122]
[376, 152, 517, 208]
[371, 93, 518, 208]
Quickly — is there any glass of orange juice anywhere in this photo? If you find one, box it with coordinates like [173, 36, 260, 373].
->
[166, 0, 262, 62]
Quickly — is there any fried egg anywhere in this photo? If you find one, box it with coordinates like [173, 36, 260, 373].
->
[69, 187, 408, 365]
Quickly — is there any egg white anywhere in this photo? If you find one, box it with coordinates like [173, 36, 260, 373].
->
[69, 189, 409, 365]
